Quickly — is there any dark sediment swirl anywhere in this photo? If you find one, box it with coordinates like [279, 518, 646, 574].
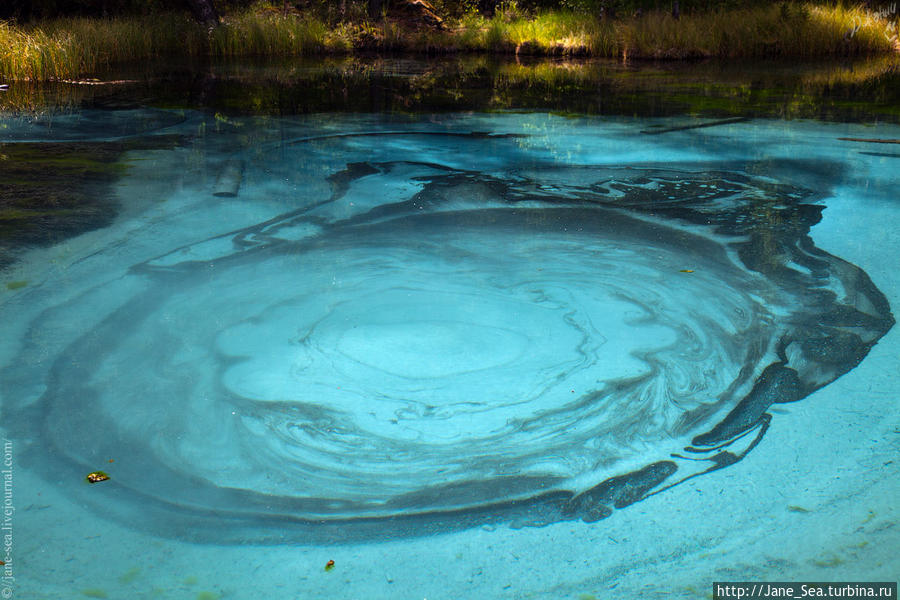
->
[2, 138, 893, 543]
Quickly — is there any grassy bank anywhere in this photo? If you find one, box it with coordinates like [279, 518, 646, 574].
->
[1, 3, 898, 81]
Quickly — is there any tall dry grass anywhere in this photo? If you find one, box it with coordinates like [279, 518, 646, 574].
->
[0, 3, 897, 81]
[0, 15, 204, 81]
[621, 3, 896, 58]
[455, 2, 896, 58]
[210, 9, 329, 56]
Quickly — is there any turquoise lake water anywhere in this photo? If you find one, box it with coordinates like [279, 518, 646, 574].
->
[1, 65, 898, 598]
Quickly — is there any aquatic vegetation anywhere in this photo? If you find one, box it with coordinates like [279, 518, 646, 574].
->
[0, 142, 121, 269]
[812, 553, 846, 568]
[116, 567, 141, 584]
[0, 132, 184, 271]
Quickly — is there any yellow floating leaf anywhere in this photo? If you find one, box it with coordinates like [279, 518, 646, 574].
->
[86, 471, 110, 483]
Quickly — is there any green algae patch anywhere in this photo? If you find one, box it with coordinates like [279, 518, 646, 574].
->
[5, 280, 27, 290]
[81, 589, 108, 599]
[0, 136, 183, 272]
[117, 567, 141, 584]
[0, 142, 120, 271]
[812, 553, 846, 568]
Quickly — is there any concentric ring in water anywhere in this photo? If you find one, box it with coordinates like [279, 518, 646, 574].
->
[5, 128, 893, 541]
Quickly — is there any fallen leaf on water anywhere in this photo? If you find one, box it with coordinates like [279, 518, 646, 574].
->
[86, 471, 110, 484]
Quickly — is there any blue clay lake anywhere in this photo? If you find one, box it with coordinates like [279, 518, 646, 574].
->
[1, 56, 898, 599]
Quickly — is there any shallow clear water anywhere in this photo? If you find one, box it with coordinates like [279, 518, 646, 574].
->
[1, 104, 898, 598]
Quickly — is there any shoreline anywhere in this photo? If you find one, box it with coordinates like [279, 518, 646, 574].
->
[2, 3, 899, 82]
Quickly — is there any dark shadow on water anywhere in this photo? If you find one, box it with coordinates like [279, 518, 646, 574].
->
[0, 136, 185, 270]
[3, 55, 900, 122]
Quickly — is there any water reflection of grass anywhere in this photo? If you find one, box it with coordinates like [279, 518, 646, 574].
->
[3, 55, 898, 121]
[1, 4, 898, 82]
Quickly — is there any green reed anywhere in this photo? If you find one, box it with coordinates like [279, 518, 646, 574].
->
[0, 3, 897, 82]
[210, 8, 330, 56]
[1, 15, 205, 81]
[450, 3, 895, 58]
[621, 3, 896, 59]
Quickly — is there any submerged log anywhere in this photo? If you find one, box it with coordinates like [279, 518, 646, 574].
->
[213, 159, 244, 198]
[640, 117, 750, 135]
